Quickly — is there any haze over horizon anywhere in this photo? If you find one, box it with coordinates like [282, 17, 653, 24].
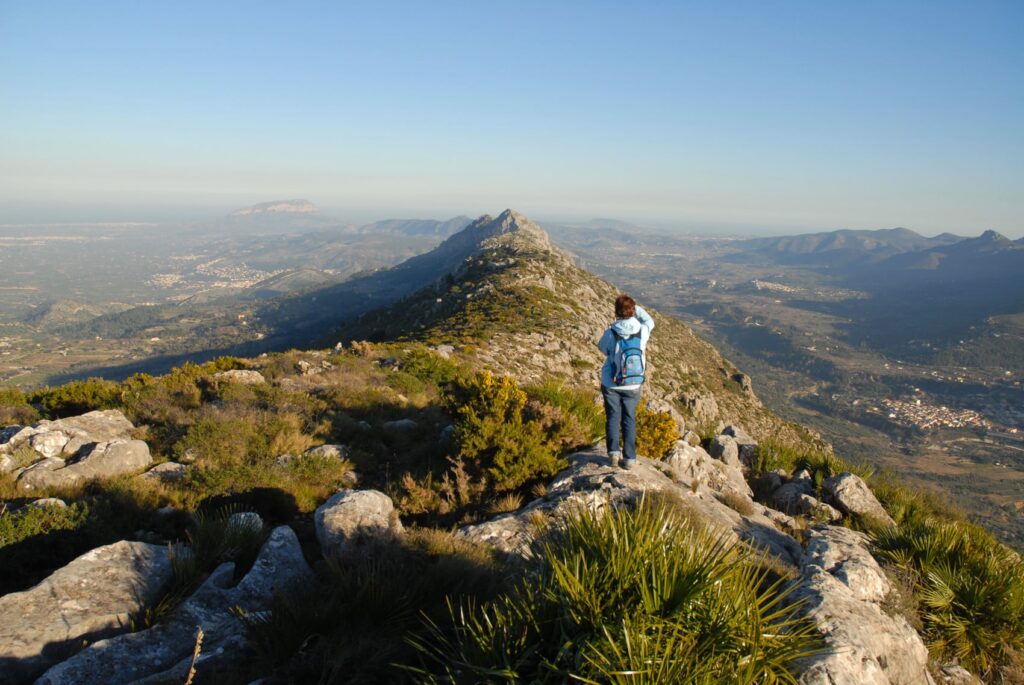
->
[1, 1, 1021, 237]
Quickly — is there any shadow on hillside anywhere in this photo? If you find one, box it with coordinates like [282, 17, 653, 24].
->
[48, 227, 480, 384]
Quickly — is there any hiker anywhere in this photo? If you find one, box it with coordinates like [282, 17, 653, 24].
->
[597, 294, 654, 469]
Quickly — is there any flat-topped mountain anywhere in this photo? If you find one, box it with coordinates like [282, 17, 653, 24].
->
[229, 199, 319, 217]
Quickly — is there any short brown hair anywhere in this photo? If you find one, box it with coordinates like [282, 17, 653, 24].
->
[615, 294, 636, 319]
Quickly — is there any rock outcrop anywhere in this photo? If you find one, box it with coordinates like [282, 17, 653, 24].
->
[35, 526, 311, 685]
[1, 410, 135, 465]
[16, 439, 152, 491]
[792, 526, 932, 685]
[0, 541, 172, 685]
[456, 446, 802, 566]
[1, 410, 153, 490]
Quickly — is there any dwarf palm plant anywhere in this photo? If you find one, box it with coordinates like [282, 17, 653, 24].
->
[407, 496, 819, 683]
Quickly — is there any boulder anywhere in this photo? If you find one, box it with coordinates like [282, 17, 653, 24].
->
[0, 541, 172, 685]
[722, 425, 759, 466]
[28, 497, 67, 509]
[709, 435, 741, 468]
[434, 344, 455, 358]
[823, 472, 896, 527]
[792, 526, 931, 685]
[18, 439, 152, 491]
[211, 369, 265, 385]
[35, 526, 311, 685]
[315, 489, 403, 558]
[304, 444, 348, 460]
[139, 461, 188, 482]
[771, 480, 814, 514]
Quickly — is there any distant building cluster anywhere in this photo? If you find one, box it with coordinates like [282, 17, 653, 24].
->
[877, 398, 987, 430]
[751, 280, 800, 293]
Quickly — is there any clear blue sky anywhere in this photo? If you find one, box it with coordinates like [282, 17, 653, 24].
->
[1, 1, 1021, 236]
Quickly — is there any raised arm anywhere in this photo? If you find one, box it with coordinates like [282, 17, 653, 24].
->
[635, 304, 655, 332]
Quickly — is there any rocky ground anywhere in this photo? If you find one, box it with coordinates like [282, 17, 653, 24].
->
[0, 407, 976, 684]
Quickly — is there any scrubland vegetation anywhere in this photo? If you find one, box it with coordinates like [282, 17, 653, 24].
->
[1, 339, 1022, 682]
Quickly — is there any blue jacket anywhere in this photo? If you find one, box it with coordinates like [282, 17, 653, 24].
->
[597, 305, 654, 389]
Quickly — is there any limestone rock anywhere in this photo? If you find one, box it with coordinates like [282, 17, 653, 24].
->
[936, 664, 981, 685]
[681, 430, 701, 447]
[709, 434, 741, 468]
[211, 369, 265, 385]
[456, 449, 802, 566]
[18, 439, 152, 491]
[304, 444, 349, 460]
[139, 461, 188, 482]
[0, 541, 172, 685]
[823, 472, 896, 527]
[35, 526, 311, 685]
[315, 489, 402, 558]
[28, 497, 67, 509]
[680, 391, 719, 424]
[722, 424, 759, 466]
[793, 493, 843, 523]
[29, 431, 70, 459]
[772, 480, 814, 513]
[792, 526, 931, 685]
[664, 440, 751, 499]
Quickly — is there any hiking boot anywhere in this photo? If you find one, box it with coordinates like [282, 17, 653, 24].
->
[608, 451, 622, 468]
[621, 459, 637, 470]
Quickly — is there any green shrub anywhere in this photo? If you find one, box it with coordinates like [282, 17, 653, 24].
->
[636, 403, 680, 459]
[445, 371, 567, 492]
[30, 378, 121, 418]
[873, 518, 1024, 677]
[0, 385, 39, 425]
[0, 501, 89, 549]
[400, 348, 462, 386]
[408, 496, 818, 683]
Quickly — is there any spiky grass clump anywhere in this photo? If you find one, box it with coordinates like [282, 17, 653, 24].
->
[873, 518, 1024, 678]
[408, 496, 818, 683]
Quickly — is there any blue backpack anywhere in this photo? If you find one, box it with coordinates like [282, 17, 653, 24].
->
[612, 331, 646, 385]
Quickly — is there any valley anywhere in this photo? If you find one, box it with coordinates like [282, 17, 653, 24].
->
[2, 206, 1022, 547]
[552, 225, 1024, 547]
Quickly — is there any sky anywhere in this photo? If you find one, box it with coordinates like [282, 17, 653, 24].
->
[1, 1, 1022, 236]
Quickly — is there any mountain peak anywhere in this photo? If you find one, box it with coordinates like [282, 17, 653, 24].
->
[432, 209, 556, 258]
[230, 199, 319, 217]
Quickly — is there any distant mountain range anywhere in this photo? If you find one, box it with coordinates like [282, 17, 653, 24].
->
[736, 227, 965, 266]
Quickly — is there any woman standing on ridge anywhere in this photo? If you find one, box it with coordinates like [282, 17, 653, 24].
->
[597, 294, 654, 469]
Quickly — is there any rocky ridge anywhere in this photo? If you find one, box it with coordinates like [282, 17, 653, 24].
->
[344, 209, 813, 444]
